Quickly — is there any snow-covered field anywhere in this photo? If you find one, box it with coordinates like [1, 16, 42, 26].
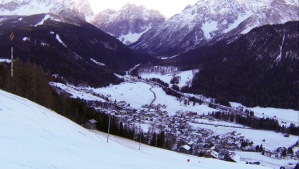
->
[92, 82, 217, 116]
[140, 69, 198, 88]
[230, 102, 299, 126]
[235, 152, 298, 169]
[93, 82, 153, 108]
[51, 81, 217, 116]
[189, 122, 298, 151]
[0, 89, 270, 169]
[193, 118, 246, 128]
[50, 82, 106, 102]
[151, 86, 217, 115]
[250, 107, 299, 126]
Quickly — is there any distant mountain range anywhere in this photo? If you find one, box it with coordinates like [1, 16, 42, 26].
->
[90, 3, 165, 45]
[0, 0, 94, 21]
[130, 0, 298, 57]
[2, 0, 297, 55]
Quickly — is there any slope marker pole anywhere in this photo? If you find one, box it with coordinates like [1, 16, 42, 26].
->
[10, 32, 14, 77]
[11, 47, 13, 77]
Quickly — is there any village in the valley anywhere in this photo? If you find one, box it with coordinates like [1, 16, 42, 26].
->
[51, 69, 299, 168]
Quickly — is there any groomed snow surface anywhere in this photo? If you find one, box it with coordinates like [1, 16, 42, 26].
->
[0, 89, 271, 169]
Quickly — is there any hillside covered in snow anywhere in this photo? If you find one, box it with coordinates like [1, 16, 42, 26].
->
[0, 89, 273, 169]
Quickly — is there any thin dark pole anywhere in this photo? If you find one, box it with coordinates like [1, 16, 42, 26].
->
[139, 124, 141, 150]
[107, 102, 111, 143]
[11, 47, 13, 77]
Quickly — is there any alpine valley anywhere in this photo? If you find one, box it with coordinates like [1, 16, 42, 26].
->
[0, 0, 298, 169]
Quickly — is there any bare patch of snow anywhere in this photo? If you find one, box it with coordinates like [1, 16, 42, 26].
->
[0, 59, 11, 63]
[90, 58, 105, 66]
[34, 14, 51, 27]
[55, 34, 67, 47]
[40, 42, 49, 46]
[224, 13, 252, 33]
[201, 21, 218, 39]
[118, 27, 151, 45]
[73, 52, 82, 60]
[114, 73, 123, 79]
[274, 34, 285, 63]
[160, 54, 179, 60]
[284, 0, 297, 5]
[241, 25, 256, 34]
[22, 37, 30, 41]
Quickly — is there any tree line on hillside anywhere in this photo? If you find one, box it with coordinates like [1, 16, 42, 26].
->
[209, 111, 299, 136]
[170, 22, 298, 111]
[0, 59, 175, 150]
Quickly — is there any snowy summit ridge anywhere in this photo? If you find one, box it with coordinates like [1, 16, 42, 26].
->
[0, 0, 94, 21]
[130, 0, 298, 56]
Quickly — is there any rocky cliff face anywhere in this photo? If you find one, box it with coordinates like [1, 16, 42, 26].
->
[130, 0, 298, 56]
[91, 3, 165, 45]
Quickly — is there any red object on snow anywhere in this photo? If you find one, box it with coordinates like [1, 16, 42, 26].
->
[187, 159, 190, 162]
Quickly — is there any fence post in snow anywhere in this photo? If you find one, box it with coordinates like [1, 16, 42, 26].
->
[139, 124, 141, 150]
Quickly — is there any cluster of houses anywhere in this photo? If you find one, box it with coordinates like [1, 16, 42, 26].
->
[176, 130, 254, 161]
[263, 146, 299, 160]
[74, 77, 299, 165]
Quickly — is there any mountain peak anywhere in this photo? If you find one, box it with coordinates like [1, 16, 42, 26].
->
[121, 2, 138, 8]
[91, 3, 165, 45]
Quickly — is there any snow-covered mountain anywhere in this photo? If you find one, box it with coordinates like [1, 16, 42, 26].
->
[91, 3, 165, 45]
[0, 0, 94, 21]
[173, 21, 298, 110]
[130, 0, 298, 56]
[0, 89, 271, 168]
[0, 13, 153, 87]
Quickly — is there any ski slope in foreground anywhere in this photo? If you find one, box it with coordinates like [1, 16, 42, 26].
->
[0, 90, 270, 169]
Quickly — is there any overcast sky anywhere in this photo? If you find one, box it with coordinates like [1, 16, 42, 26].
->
[88, 0, 199, 18]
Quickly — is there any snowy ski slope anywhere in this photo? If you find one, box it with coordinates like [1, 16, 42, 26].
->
[0, 89, 271, 169]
